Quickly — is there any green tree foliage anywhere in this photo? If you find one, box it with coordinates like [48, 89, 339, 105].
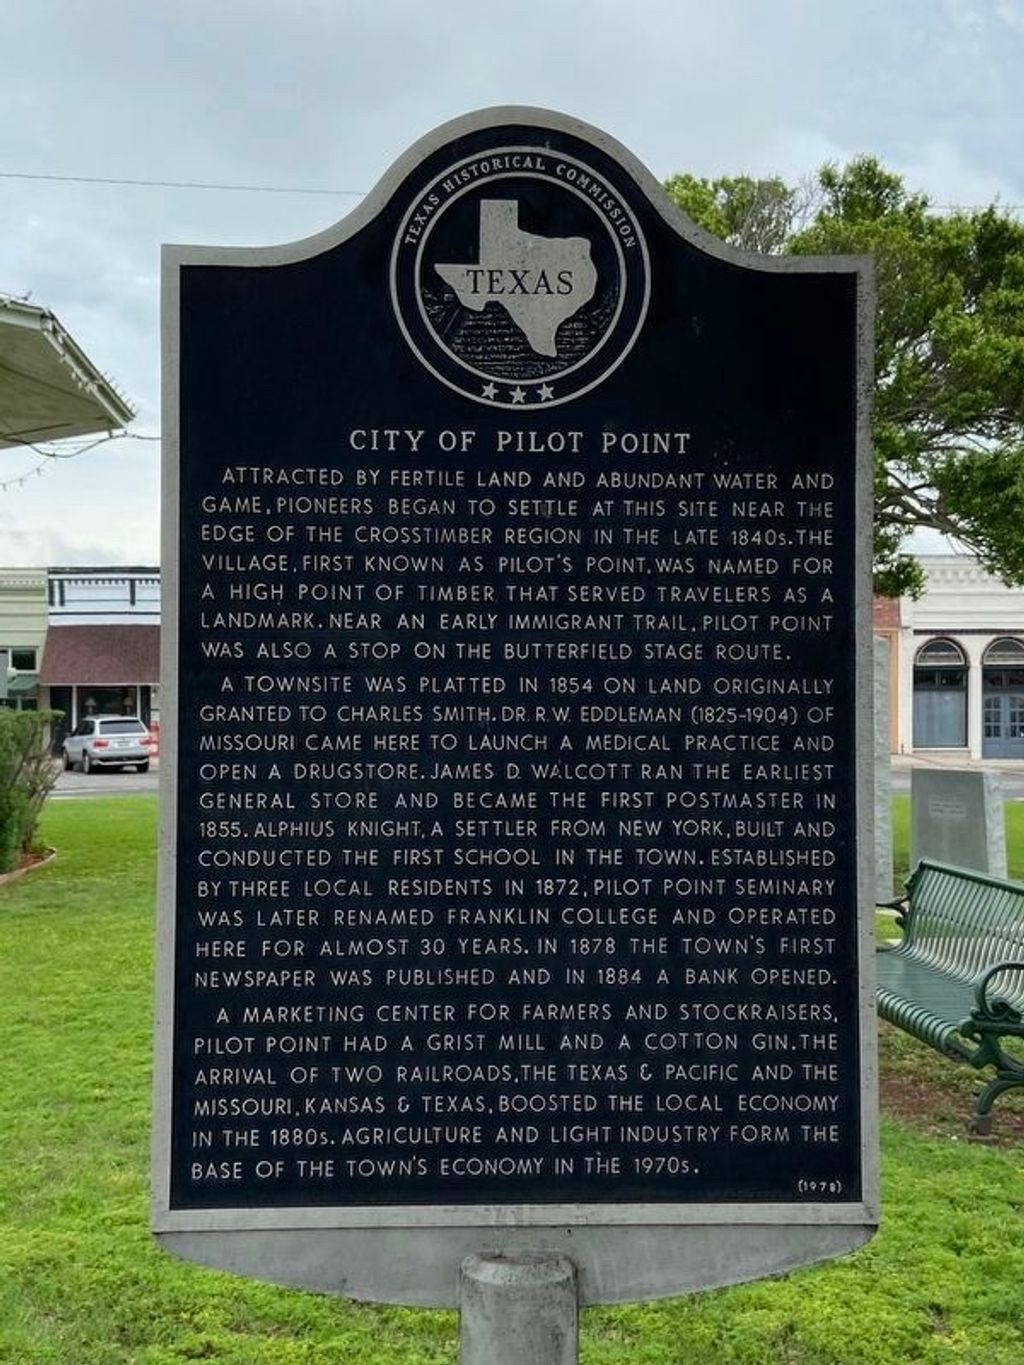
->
[0, 709, 61, 873]
[662, 173, 799, 254]
[665, 158, 1024, 597]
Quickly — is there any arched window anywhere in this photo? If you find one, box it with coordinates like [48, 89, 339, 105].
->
[913, 638, 967, 748]
[982, 637, 1024, 668]
[915, 638, 966, 668]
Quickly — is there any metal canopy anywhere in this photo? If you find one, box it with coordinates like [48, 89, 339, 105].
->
[0, 296, 135, 448]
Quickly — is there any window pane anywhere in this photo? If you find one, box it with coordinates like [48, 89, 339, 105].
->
[984, 637, 1024, 666]
[914, 668, 966, 690]
[984, 698, 1002, 738]
[917, 639, 966, 666]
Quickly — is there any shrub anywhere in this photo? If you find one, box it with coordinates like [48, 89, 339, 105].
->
[0, 709, 61, 874]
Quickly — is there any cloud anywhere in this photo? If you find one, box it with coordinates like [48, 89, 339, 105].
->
[894, 138, 1023, 208]
[1, 1, 1022, 564]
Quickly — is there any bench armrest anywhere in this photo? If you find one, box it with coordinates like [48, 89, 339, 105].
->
[972, 962, 1024, 1027]
[877, 894, 909, 933]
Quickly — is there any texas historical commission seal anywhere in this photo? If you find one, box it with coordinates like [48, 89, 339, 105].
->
[391, 145, 650, 410]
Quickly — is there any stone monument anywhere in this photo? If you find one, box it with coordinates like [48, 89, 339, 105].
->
[911, 768, 1007, 878]
[154, 107, 877, 1359]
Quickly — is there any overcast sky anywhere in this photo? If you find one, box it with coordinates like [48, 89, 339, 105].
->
[1, 0, 1022, 566]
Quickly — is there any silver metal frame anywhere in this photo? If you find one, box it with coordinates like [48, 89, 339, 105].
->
[155, 105, 877, 1305]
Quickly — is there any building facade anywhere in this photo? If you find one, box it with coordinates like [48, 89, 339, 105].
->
[0, 568, 48, 711]
[896, 555, 1024, 760]
[37, 566, 160, 749]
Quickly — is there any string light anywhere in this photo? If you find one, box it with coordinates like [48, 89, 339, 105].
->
[0, 456, 49, 491]
[0, 430, 160, 492]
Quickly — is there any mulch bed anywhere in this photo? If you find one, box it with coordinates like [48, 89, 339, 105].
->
[879, 1022, 1024, 1146]
[880, 1072, 1024, 1143]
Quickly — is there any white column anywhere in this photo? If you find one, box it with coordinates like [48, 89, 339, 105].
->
[966, 640, 985, 760]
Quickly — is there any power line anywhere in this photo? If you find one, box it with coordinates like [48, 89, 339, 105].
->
[1, 169, 1021, 213]
[0, 170, 366, 197]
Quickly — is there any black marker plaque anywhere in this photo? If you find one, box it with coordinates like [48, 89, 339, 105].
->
[155, 108, 876, 1304]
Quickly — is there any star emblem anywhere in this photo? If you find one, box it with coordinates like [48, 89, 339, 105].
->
[510, 386, 526, 404]
[481, 381, 499, 400]
[537, 383, 555, 402]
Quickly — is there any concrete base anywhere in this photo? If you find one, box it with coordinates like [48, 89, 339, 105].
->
[460, 1253, 577, 1365]
[158, 1222, 875, 1306]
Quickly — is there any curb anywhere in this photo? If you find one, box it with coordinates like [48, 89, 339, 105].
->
[0, 846, 57, 889]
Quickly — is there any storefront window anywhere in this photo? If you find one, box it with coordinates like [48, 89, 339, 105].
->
[81, 687, 139, 716]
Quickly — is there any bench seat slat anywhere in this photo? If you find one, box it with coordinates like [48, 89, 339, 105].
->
[898, 862, 1024, 1005]
[875, 953, 975, 1059]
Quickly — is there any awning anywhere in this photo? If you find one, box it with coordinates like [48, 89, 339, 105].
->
[39, 625, 160, 685]
[6, 673, 38, 694]
[0, 296, 135, 448]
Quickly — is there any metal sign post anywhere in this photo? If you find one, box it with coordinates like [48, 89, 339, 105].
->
[460, 1253, 577, 1365]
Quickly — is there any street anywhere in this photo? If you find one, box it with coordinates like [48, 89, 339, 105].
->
[52, 762, 160, 798]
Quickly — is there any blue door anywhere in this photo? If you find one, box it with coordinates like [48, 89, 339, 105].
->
[981, 647, 1024, 759]
[914, 685, 967, 748]
[983, 692, 1024, 759]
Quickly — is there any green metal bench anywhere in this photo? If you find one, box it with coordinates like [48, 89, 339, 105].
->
[876, 858, 1024, 1133]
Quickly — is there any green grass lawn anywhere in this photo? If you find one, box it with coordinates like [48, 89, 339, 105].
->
[3, 796, 1024, 1362]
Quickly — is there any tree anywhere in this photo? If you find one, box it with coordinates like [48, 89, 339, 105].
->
[662, 173, 803, 255]
[665, 158, 1024, 597]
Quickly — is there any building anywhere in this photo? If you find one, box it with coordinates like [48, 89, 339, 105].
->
[1, 293, 136, 722]
[0, 568, 48, 711]
[37, 567, 160, 749]
[895, 555, 1024, 760]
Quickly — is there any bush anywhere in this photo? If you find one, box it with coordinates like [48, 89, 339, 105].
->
[0, 709, 61, 873]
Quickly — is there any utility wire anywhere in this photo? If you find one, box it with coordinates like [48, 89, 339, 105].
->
[0, 169, 1021, 211]
[0, 170, 366, 197]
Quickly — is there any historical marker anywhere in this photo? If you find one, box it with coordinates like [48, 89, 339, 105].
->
[155, 107, 878, 1307]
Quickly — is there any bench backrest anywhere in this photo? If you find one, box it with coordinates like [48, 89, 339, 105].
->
[905, 859, 1024, 1007]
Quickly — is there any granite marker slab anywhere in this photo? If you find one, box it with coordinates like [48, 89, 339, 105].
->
[911, 768, 1007, 878]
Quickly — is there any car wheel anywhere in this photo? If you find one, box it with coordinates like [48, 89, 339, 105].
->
[137, 761, 150, 774]
[62, 749, 72, 770]
[82, 751, 93, 774]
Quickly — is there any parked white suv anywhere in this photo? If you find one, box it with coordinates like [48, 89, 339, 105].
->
[61, 715, 152, 773]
